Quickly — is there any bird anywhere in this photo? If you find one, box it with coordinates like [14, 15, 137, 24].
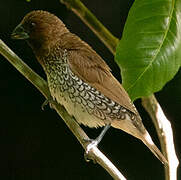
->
[11, 10, 167, 164]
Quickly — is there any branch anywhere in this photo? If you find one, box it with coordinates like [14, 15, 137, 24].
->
[142, 95, 179, 180]
[0, 39, 126, 180]
[60, 0, 179, 179]
[60, 0, 119, 55]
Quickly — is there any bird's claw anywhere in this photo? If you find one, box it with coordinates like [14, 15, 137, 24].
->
[84, 152, 91, 162]
[41, 98, 55, 110]
[41, 99, 49, 110]
[83, 139, 98, 163]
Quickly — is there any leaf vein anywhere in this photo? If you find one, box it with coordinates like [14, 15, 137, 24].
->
[135, 14, 169, 23]
[127, 0, 175, 91]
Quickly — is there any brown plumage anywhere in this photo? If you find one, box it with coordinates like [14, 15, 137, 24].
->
[11, 10, 167, 164]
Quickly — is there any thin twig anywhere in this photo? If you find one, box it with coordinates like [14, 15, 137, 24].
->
[60, 0, 179, 179]
[0, 39, 126, 180]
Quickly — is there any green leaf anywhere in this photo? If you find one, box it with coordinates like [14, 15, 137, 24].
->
[115, 0, 181, 101]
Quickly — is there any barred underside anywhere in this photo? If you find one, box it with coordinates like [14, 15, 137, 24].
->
[43, 51, 136, 128]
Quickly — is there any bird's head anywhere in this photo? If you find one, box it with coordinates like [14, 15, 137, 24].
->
[11, 10, 68, 51]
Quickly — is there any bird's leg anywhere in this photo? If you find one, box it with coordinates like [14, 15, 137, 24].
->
[84, 124, 111, 162]
[41, 97, 56, 110]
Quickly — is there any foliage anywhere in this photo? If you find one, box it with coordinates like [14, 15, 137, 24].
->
[116, 0, 181, 101]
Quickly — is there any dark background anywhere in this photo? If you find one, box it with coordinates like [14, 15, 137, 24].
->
[0, 0, 180, 180]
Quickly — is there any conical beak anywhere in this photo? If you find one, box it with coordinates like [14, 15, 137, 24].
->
[11, 24, 29, 40]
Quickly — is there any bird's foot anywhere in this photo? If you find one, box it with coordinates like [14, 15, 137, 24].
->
[84, 139, 98, 163]
[41, 97, 55, 110]
[84, 124, 111, 163]
[86, 140, 98, 154]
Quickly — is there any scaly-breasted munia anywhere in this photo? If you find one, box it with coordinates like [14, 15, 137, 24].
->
[11, 10, 167, 164]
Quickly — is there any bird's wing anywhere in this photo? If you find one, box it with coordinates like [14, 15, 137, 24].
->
[66, 44, 137, 115]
